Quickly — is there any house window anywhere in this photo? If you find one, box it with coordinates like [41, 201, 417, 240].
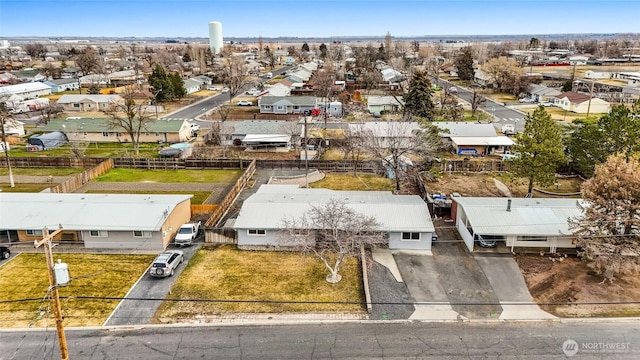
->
[401, 232, 420, 241]
[247, 229, 266, 236]
[73, 103, 80, 108]
[87, 104, 92, 108]
[518, 235, 547, 242]
[102, 132, 110, 137]
[89, 230, 108, 237]
[264, 105, 272, 109]
[133, 231, 152, 238]
[293, 106, 300, 110]
[276, 105, 285, 111]
[26, 229, 43, 236]
[155, 132, 160, 137]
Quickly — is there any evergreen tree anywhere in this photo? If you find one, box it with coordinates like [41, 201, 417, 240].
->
[148, 65, 173, 102]
[455, 46, 475, 81]
[511, 106, 566, 196]
[403, 71, 435, 121]
[170, 73, 186, 99]
[302, 42, 310, 52]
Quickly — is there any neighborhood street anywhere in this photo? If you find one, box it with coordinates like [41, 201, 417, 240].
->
[2, 321, 638, 359]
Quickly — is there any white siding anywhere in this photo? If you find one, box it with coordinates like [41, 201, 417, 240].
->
[82, 230, 164, 250]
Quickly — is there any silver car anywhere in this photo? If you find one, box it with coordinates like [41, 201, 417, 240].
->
[149, 250, 184, 278]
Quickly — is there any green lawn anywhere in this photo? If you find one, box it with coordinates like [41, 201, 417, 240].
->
[311, 173, 394, 191]
[0, 183, 52, 192]
[0, 167, 85, 176]
[154, 245, 364, 320]
[7, 143, 161, 158]
[85, 190, 211, 204]
[95, 168, 242, 183]
[0, 253, 154, 327]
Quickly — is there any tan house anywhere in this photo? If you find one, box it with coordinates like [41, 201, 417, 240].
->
[553, 91, 611, 114]
[57, 94, 124, 112]
[0, 193, 192, 250]
[43, 117, 193, 143]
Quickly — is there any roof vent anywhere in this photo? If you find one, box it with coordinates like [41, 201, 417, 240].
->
[506, 199, 512, 212]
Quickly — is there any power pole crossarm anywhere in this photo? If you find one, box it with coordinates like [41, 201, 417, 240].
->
[35, 227, 69, 360]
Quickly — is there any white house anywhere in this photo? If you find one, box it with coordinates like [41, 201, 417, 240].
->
[219, 120, 301, 149]
[0, 82, 52, 99]
[233, 185, 435, 251]
[452, 197, 585, 253]
[348, 121, 422, 149]
[258, 96, 317, 115]
[56, 94, 124, 112]
[367, 95, 404, 114]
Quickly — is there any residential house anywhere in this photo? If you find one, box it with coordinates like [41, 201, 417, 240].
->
[585, 71, 611, 80]
[256, 83, 292, 98]
[56, 94, 124, 112]
[2, 120, 25, 140]
[380, 67, 405, 84]
[613, 72, 640, 87]
[474, 69, 492, 87]
[219, 120, 301, 150]
[107, 70, 142, 87]
[43, 117, 193, 143]
[348, 121, 422, 149]
[258, 96, 317, 115]
[367, 95, 404, 114]
[79, 74, 110, 86]
[283, 56, 296, 65]
[528, 84, 561, 103]
[44, 78, 80, 93]
[447, 136, 515, 156]
[553, 91, 611, 114]
[183, 78, 203, 94]
[233, 184, 435, 251]
[0, 82, 52, 99]
[452, 196, 584, 253]
[434, 122, 508, 154]
[0, 193, 192, 250]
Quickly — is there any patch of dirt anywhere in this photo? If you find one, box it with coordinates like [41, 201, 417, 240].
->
[516, 255, 640, 317]
[424, 173, 505, 197]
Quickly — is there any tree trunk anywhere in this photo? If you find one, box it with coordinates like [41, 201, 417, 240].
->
[527, 176, 534, 196]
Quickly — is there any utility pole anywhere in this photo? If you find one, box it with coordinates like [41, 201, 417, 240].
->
[34, 227, 69, 360]
[586, 80, 595, 118]
[0, 102, 15, 187]
[304, 115, 309, 188]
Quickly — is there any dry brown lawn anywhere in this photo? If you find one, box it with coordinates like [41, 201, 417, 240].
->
[154, 245, 364, 321]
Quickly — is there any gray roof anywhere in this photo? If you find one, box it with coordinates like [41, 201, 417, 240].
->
[259, 96, 317, 106]
[220, 120, 300, 136]
[233, 185, 434, 232]
[453, 197, 584, 236]
[183, 78, 203, 89]
[0, 193, 192, 231]
[434, 122, 498, 137]
[43, 118, 188, 133]
[48, 78, 78, 85]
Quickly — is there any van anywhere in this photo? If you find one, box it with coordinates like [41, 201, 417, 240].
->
[265, 72, 273, 79]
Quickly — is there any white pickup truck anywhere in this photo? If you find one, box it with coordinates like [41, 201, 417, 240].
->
[174, 221, 201, 246]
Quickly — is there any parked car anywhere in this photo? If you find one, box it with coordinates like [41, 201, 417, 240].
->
[265, 72, 273, 79]
[188, 122, 200, 132]
[0, 246, 10, 261]
[237, 100, 253, 106]
[449, 86, 458, 93]
[149, 250, 184, 278]
[475, 234, 498, 248]
[519, 97, 535, 103]
[540, 101, 554, 107]
[221, 87, 230, 93]
[244, 88, 259, 96]
[207, 86, 221, 91]
[174, 221, 201, 247]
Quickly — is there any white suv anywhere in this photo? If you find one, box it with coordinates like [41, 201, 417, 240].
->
[149, 250, 184, 278]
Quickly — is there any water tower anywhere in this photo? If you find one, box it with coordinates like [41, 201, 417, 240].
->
[208, 21, 223, 54]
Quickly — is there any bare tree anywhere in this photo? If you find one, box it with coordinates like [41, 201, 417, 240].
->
[61, 121, 89, 158]
[281, 198, 386, 283]
[358, 121, 441, 192]
[74, 46, 100, 76]
[102, 87, 154, 156]
[38, 104, 64, 125]
[24, 43, 47, 60]
[470, 90, 486, 119]
[341, 126, 364, 176]
[217, 50, 254, 100]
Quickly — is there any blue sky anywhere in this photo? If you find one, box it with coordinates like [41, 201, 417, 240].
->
[1, 0, 638, 38]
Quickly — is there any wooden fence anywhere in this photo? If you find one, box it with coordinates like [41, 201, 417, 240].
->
[112, 158, 252, 169]
[0, 157, 107, 168]
[51, 159, 114, 193]
[191, 204, 218, 216]
[204, 159, 256, 229]
[256, 159, 384, 173]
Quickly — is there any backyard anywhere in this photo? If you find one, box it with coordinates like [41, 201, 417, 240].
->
[0, 253, 154, 327]
[94, 168, 242, 183]
[154, 245, 364, 321]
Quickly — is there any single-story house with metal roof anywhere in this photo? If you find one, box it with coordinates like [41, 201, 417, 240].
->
[219, 120, 301, 149]
[43, 117, 193, 143]
[348, 121, 423, 149]
[44, 78, 80, 93]
[258, 96, 317, 115]
[0, 82, 52, 99]
[452, 196, 584, 253]
[233, 184, 435, 251]
[528, 84, 561, 103]
[0, 193, 192, 250]
[56, 94, 124, 112]
[367, 95, 404, 114]
[449, 136, 514, 156]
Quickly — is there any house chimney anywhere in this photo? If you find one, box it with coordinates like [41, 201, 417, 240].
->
[507, 199, 512, 212]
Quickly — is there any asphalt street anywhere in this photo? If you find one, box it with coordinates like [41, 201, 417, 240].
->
[2, 321, 639, 359]
[430, 76, 527, 133]
[163, 65, 293, 122]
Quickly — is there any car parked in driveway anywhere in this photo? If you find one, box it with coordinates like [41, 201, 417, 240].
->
[0, 246, 10, 261]
[221, 87, 229, 93]
[236, 100, 253, 106]
[149, 250, 184, 278]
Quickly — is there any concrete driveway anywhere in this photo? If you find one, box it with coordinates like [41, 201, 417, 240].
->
[104, 235, 204, 326]
[474, 254, 557, 320]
